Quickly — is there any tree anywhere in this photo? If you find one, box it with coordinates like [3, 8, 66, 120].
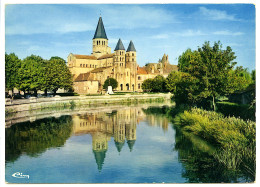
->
[18, 55, 45, 95]
[141, 78, 153, 92]
[177, 41, 237, 110]
[251, 69, 255, 83]
[152, 75, 166, 92]
[165, 71, 183, 93]
[5, 53, 21, 96]
[103, 78, 118, 90]
[45, 57, 73, 95]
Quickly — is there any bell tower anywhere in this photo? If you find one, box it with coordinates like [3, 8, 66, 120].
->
[92, 16, 111, 58]
[126, 40, 137, 91]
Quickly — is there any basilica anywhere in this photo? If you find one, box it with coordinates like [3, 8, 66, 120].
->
[67, 17, 177, 94]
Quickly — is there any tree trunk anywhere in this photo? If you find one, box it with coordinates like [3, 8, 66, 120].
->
[212, 96, 216, 111]
[44, 89, 47, 96]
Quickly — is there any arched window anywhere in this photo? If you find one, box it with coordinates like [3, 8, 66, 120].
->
[132, 58, 134, 62]
[97, 41, 98, 45]
[120, 57, 121, 61]
[132, 53, 134, 56]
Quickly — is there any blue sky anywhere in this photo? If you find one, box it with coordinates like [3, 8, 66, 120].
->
[5, 4, 255, 70]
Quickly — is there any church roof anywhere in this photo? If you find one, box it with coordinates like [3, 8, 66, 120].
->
[114, 39, 125, 51]
[97, 53, 114, 60]
[126, 40, 136, 52]
[91, 66, 112, 73]
[93, 17, 108, 39]
[127, 140, 136, 152]
[74, 54, 97, 60]
[93, 150, 107, 172]
[114, 140, 125, 153]
[137, 67, 148, 74]
[74, 72, 95, 82]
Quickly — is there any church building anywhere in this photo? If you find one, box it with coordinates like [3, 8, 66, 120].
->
[67, 16, 177, 94]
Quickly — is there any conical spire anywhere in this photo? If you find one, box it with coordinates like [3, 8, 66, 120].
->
[114, 39, 125, 51]
[127, 140, 136, 152]
[93, 17, 108, 39]
[126, 40, 136, 52]
[93, 150, 107, 172]
[114, 140, 125, 153]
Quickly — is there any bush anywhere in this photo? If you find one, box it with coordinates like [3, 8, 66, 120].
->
[216, 101, 255, 121]
[174, 108, 255, 171]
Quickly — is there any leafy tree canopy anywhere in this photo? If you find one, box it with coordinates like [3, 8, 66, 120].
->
[5, 53, 21, 93]
[103, 78, 118, 90]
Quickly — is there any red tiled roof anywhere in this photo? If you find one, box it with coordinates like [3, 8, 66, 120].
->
[137, 67, 148, 74]
[74, 54, 97, 60]
[97, 54, 114, 60]
[74, 73, 95, 82]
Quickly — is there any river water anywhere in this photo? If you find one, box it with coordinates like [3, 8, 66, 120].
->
[5, 103, 253, 183]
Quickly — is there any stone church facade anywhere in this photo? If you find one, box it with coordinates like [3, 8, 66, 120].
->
[68, 17, 177, 94]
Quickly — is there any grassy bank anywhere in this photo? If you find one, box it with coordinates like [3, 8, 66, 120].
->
[174, 107, 255, 175]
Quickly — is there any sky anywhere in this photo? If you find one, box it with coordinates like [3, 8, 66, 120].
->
[5, 3, 256, 71]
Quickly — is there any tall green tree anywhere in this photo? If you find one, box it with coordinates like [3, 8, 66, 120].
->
[46, 57, 73, 95]
[178, 41, 237, 110]
[18, 55, 45, 95]
[165, 71, 183, 93]
[5, 53, 21, 96]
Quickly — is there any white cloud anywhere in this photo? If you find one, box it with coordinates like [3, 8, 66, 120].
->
[213, 30, 244, 36]
[173, 30, 206, 37]
[5, 5, 179, 35]
[150, 34, 169, 39]
[199, 7, 240, 21]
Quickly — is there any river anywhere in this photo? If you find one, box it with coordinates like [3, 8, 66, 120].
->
[5, 102, 253, 183]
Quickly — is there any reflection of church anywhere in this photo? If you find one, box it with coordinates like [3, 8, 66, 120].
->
[72, 107, 169, 171]
[72, 108, 140, 171]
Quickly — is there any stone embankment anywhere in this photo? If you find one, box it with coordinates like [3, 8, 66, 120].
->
[5, 93, 172, 114]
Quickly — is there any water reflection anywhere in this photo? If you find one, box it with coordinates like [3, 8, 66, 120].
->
[5, 116, 73, 163]
[72, 107, 170, 171]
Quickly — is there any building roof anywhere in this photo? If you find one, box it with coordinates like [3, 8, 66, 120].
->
[93, 17, 108, 39]
[137, 67, 148, 74]
[163, 64, 178, 74]
[114, 39, 125, 51]
[90, 66, 112, 73]
[126, 40, 136, 52]
[74, 54, 97, 60]
[97, 54, 114, 60]
[74, 72, 92, 82]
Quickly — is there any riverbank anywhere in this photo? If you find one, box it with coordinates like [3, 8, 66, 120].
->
[5, 93, 173, 126]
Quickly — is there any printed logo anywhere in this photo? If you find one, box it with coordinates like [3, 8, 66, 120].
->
[12, 172, 29, 179]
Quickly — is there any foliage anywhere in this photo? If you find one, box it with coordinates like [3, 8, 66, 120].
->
[18, 55, 46, 94]
[44, 57, 73, 94]
[216, 101, 255, 121]
[251, 70, 255, 82]
[177, 41, 240, 110]
[165, 71, 182, 93]
[5, 116, 73, 162]
[103, 78, 118, 90]
[141, 78, 153, 92]
[174, 107, 255, 172]
[5, 53, 21, 94]
[152, 75, 166, 92]
[226, 66, 253, 92]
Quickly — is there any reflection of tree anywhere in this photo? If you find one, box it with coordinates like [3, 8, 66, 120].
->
[173, 125, 253, 183]
[5, 115, 73, 163]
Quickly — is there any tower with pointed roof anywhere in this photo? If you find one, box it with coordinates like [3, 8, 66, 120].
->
[92, 17, 111, 58]
[126, 40, 137, 91]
